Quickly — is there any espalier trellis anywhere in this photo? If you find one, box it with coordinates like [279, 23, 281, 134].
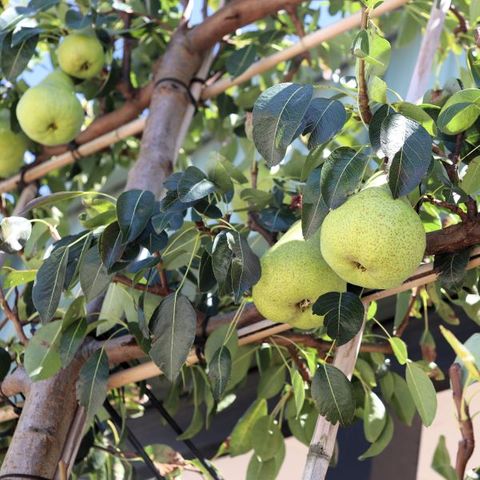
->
[0, 1, 479, 480]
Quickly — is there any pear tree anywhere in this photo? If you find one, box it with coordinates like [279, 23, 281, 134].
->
[0, 1, 479, 480]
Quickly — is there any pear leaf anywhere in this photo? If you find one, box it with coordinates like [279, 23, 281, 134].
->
[359, 414, 394, 460]
[1, 31, 38, 81]
[226, 44, 257, 77]
[431, 435, 457, 480]
[32, 246, 69, 323]
[253, 83, 313, 166]
[312, 291, 365, 346]
[303, 98, 346, 149]
[116, 189, 155, 243]
[437, 89, 480, 134]
[177, 166, 216, 203]
[379, 113, 432, 198]
[320, 147, 370, 209]
[99, 221, 125, 271]
[311, 363, 355, 426]
[79, 245, 112, 302]
[364, 390, 387, 443]
[208, 347, 232, 401]
[434, 247, 472, 291]
[405, 362, 437, 426]
[149, 293, 196, 381]
[77, 349, 109, 426]
[24, 320, 62, 381]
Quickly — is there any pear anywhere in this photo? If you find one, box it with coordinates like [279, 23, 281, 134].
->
[16, 71, 84, 146]
[0, 110, 27, 177]
[57, 33, 105, 80]
[252, 222, 346, 329]
[320, 187, 426, 290]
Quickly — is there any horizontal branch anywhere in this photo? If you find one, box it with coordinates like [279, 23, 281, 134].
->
[426, 217, 480, 255]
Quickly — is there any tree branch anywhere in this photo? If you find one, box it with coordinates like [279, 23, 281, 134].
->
[357, 6, 372, 124]
[450, 363, 475, 479]
[0, 287, 28, 345]
[425, 217, 480, 255]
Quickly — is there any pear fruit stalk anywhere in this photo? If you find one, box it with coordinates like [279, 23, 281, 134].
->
[320, 187, 426, 290]
[252, 222, 346, 329]
[16, 71, 84, 146]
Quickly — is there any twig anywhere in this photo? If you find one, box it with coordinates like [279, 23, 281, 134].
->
[450, 5, 469, 35]
[357, 6, 372, 124]
[118, 12, 134, 99]
[286, 344, 311, 382]
[0, 287, 28, 345]
[113, 274, 169, 296]
[449, 363, 475, 479]
[422, 195, 468, 221]
[155, 255, 171, 295]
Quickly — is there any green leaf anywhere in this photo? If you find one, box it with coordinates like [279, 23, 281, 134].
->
[427, 284, 459, 325]
[205, 324, 238, 363]
[116, 190, 155, 243]
[79, 246, 112, 302]
[303, 98, 346, 149]
[301, 167, 329, 238]
[2, 268, 37, 288]
[246, 443, 285, 480]
[389, 337, 408, 365]
[369, 104, 395, 152]
[405, 362, 437, 426]
[33, 246, 69, 323]
[379, 113, 432, 198]
[99, 222, 125, 272]
[438, 89, 480, 134]
[77, 349, 109, 426]
[24, 320, 62, 381]
[0, 216, 32, 253]
[311, 363, 355, 426]
[178, 368, 204, 440]
[461, 156, 480, 195]
[320, 147, 369, 209]
[227, 345, 255, 391]
[431, 435, 458, 480]
[359, 414, 394, 460]
[312, 291, 365, 346]
[390, 372, 416, 425]
[364, 390, 387, 443]
[396, 102, 437, 136]
[257, 364, 286, 399]
[368, 76, 387, 104]
[226, 44, 257, 77]
[253, 83, 313, 166]
[208, 347, 232, 401]
[177, 166, 216, 203]
[227, 231, 261, 303]
[63, 296, 86, 329]
[149, 293, 196, 381]
[21, 191, 106, 214]
[59, 317, 87, 366]
[393, 291, 412, 331]
[291, 369, 306, 417]
[230, 399, 268, 456]
[1, 31, 38, 81]
[435, 248, 472, 291]
[251, 416, 284, 461]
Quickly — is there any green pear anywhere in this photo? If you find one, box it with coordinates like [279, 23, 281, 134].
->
[320, 187, 426, 289]
[252, 222, 346, 329]
[0, 110, 27, 177]
[16, 71, 84, 146]
[57, 33, 105, 80]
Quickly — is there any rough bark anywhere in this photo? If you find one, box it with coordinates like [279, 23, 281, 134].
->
[0, 359, 82, 478]
[426, 217, 480, 255]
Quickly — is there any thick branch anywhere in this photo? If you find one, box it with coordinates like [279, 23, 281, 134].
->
[187, 0, 305, 52]
[426, 217, 480, 255]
